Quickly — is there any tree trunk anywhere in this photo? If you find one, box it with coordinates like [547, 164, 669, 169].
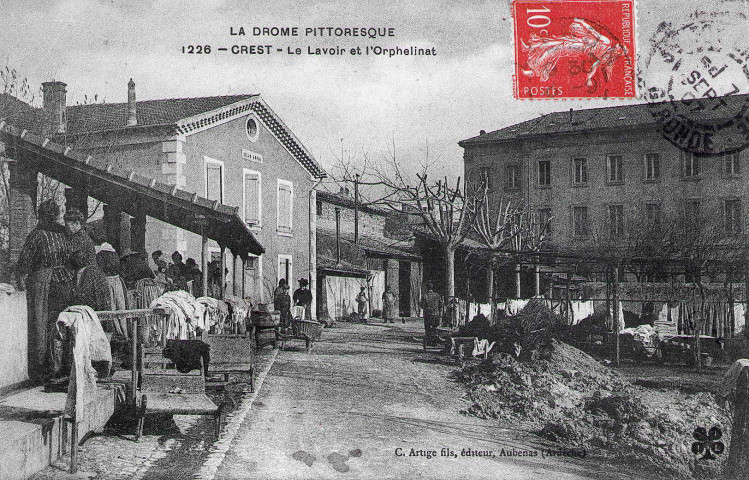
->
[445, 245, 456, 326]
[613, 265, 620, 367]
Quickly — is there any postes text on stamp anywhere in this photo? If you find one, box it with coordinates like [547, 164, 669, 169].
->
[512, 0, 636, 99]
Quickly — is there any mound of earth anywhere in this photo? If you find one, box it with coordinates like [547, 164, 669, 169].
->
[457, 339, 731, 479]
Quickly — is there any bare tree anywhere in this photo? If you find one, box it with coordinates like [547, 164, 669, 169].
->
[330, 139, 471, 323]
[471, 186, 551, 323]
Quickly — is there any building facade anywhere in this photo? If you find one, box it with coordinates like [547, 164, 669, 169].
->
[315, 188, 422, 319]
[460, 100, 747, 262]
[11, 80, 327, 311]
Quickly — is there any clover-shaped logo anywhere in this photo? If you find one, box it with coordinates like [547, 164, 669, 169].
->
[692, 426, 724, 460]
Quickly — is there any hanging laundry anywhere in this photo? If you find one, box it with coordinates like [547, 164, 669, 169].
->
[569, 300, 594, 326]
[56, 306, 112, 418]
[506, 299, 530, 316]
[150, 290, 206, 340]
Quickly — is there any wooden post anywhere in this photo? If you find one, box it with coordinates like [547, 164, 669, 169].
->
[534, 262, 540, 297]
[219, 244, 226, 299]
[242, 257, 247, 299]
[130, 317, 138, 404]
[727, 365, 749, 478]
[515, 262, 521, 298]
[614, 265, 620, 367]
[565, 271, 571, 326]
[199, 217, 208, 298]
[233, 254, 240, 296]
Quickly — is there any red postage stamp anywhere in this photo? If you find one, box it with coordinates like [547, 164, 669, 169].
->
[512, 0, 637, 99]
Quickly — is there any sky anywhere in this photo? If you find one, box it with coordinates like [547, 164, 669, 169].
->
[1, 0, 747, 186]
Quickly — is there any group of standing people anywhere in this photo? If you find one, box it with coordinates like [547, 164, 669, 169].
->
[15, 200, 154, 383]
[353, 285, 400, 323]
[273, 277, 313, 329]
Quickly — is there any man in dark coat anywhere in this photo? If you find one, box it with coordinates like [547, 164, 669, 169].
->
[16, 199, 74, 382]
[293, 278, 313, 321]
[420, 281, 444, 344]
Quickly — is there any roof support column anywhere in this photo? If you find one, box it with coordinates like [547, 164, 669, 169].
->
[241, 257, 247, 299]
[103, 204, 123, 254]
[233, 253, 240, 296]
[130, 209, 147, 255]
[8, 153, 38, 267]
[197, 215, 208, 298]
[219, 244, 226, 299]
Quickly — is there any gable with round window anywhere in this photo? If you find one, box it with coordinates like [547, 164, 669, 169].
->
[245, 114, 260, 142]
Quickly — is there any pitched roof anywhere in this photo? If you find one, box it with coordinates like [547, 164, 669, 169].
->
[3, 93, 327, 179]
[316, 189, 389, 216]
[459, 93, 749, 146]
[65, 95, 256, 133]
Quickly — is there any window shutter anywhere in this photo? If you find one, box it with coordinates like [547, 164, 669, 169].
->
[278, 183, 292, 230]
[244, 174, 260, 225]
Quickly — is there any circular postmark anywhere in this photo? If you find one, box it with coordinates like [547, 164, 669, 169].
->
[639, 9, 749, 156]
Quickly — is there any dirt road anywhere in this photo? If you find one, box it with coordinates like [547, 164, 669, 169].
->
[214, 321, 627, 479]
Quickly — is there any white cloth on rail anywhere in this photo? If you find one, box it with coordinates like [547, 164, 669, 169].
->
[151, 290, 206, 339]
[506, 299, 529, 316]
[570, 300, 594, 325]
[56, 306, 111, 418]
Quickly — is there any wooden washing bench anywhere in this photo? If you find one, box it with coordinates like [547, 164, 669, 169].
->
[203, 333, 255, 392]
[278, 319, 324, 352]
[136, 356, 223, 440]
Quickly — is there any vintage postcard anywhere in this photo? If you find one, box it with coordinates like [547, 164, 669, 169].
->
[0, 0, 747, 479]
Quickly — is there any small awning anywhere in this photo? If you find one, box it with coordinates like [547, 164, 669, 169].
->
[0, 121, 264, 258]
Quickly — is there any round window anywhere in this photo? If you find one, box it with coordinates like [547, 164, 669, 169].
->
[245, 116, 259, 142]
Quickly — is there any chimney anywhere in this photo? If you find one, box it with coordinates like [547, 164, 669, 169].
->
[41, 81, 67, 135]
[127, 78, 137, 126]
[479, 129, 486, 135]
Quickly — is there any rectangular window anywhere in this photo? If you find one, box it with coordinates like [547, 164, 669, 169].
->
[645, 203, 661, 229]
[204, 157, 224, 203]
[316, 199, 323, 216]
[538, 208, 552, 236]
[573, 158, 588, 185]
[242, 169, 262, 227]
[277, 179, 293, 233]
[607, 155, 623, 183]
[479, 167, 492, 190]
[538, 160, 551, 186]
[608, 204, 624, 237]
[723, 199, 742, 233]
[278, 254, 292, 286]
[506, 164, 520, 190]
[572, 206, 589, 237]
[644, 153, 660, 181]
[724, 152, 741, 176]
[683, 152, 700, 178]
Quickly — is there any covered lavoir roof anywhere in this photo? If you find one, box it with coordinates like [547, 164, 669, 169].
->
[0, 121, 264, 258]
[459, 93, 749, 145]
[7, 93, 328, 179]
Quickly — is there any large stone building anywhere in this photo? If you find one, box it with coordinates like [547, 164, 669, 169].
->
[7, 80, 327, 311]
[459, 98, 747, 264]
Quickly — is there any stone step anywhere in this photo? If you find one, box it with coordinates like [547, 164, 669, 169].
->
[0, 386, 118, 480]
